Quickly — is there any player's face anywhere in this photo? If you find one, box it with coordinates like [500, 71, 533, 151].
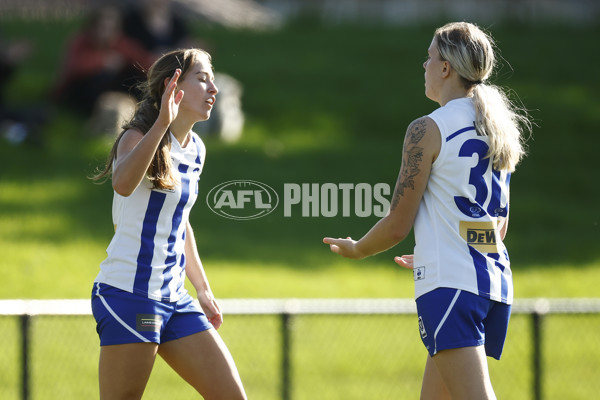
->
[176, 56, 219, 122]
[423, 38, 444, 103]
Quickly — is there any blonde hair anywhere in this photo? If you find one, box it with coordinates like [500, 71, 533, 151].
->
[92, 48, 212, 189]
[434, 22, 531, 172]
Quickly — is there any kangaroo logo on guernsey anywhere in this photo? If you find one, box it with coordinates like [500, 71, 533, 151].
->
[206, 180, 279, 220]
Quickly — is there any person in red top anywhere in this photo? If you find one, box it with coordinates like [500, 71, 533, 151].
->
[54, 5, 155, 114]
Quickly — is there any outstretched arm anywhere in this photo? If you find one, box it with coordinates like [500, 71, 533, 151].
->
[323, 117, 440, 259]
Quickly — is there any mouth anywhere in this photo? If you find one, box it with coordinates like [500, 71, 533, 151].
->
[206, 98, 216, 107]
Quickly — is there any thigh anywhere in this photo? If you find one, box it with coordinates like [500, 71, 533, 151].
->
[160, 293, 213, 342]
[158, 329, 247, 400]
[420, 355, 451, 400]
[99, 342, 158, 400]
[431, 345, 496, 400]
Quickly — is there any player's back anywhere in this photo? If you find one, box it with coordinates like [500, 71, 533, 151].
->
[413, 97, 513, 304]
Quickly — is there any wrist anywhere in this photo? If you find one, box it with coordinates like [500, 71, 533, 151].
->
[151, 118, 171, 134]
[194, 284, 211, 297]
[353, 240, 368, 260]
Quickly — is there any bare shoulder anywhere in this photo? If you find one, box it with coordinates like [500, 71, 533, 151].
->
[404, 117, 440, 162]
[405, 117, 440, 144]
[390, 116, 440, 210]
[116, 129, 144, 159]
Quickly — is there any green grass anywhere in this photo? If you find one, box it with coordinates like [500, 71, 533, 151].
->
[0, 16, 599, 400]
[2, 313, 598, 400]
[1, 19, 598, 300]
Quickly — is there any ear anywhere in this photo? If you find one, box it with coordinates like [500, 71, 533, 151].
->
[441, 61, 451, 78]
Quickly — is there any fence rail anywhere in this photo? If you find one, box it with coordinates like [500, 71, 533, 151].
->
[5, 297, 600, 316]
[2, 298, 600, 400]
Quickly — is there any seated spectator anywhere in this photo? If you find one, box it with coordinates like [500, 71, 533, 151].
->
[53, 5, 154, 117]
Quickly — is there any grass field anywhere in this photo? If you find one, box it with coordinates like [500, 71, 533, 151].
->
[1, 312, 599, 400]
[0, 18, 599, 299]
[0, 14, 599, 400]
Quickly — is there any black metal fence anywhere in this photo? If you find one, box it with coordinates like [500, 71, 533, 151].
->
[1, 298, 599, 400]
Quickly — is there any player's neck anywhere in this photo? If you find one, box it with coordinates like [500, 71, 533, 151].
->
[438, 84, 468, 107]
[170, 119, 193, 146]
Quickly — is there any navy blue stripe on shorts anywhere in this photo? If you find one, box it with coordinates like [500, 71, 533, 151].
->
[415, 287, 511, 360]
[91, 282, 213, 346]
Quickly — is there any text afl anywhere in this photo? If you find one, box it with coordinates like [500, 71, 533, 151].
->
[206, 181, 391, 220]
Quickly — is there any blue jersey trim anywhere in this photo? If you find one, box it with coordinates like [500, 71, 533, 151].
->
[446, 126, 476, 142]
[489, 253, 509, 302]
[160, 164, 191, 300]
[176, 245, 186, 294]
[193, 136, 202, 166]
[134, 190, 167, 296]
[468, 246, 491, 299]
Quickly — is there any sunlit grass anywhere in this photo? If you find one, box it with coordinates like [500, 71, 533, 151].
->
[0, 19, 598, 301]
[0, 18, 599, 399]
[3, 310, 597, 399]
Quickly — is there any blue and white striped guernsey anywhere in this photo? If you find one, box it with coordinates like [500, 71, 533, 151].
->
[95, 132, 206, 303]
[413, 97, 513, 304]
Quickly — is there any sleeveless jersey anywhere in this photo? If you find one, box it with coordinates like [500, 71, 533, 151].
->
[413, 97, 513, 304]
[95, 132, 206, 303]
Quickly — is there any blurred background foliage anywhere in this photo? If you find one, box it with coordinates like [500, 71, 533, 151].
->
[0, 6, 598, 299]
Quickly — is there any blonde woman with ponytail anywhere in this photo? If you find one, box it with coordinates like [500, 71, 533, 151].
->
[91, 49, 247, 400]
[324, 22, 531, 399]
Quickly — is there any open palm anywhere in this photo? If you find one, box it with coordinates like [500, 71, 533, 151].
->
[160, 68, 185, 125]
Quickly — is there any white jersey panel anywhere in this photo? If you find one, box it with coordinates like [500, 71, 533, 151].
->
[96, 132, 206, 302]
[413, 98, 513, 304]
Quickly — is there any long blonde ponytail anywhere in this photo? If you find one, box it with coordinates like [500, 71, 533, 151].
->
[434, 22, 531, 172]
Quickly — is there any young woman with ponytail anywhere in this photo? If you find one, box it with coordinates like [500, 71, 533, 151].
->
[91, 49, 247, 399]
[324, 22, 531, 399]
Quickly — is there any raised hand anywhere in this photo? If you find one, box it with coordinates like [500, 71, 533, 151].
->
[158, 69, 185, 126]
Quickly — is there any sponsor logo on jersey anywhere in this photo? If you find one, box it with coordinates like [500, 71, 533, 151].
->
[459, 220, 500, 253]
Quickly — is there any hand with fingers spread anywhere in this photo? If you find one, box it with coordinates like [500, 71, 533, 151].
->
[158, 68, 185, 127]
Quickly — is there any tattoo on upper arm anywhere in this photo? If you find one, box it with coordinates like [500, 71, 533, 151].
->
[391, 118, 426, 210]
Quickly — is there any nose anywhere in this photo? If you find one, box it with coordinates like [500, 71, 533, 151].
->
[209, 80, 218, 95]
[423, 60, 427, 69]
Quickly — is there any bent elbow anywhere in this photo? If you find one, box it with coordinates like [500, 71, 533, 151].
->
[389, 225, 410, 243]
[112, 180, 134, 197]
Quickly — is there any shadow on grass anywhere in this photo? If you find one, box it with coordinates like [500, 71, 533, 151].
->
[1, 21, 599, 271]
[1, 111, 598, 271]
